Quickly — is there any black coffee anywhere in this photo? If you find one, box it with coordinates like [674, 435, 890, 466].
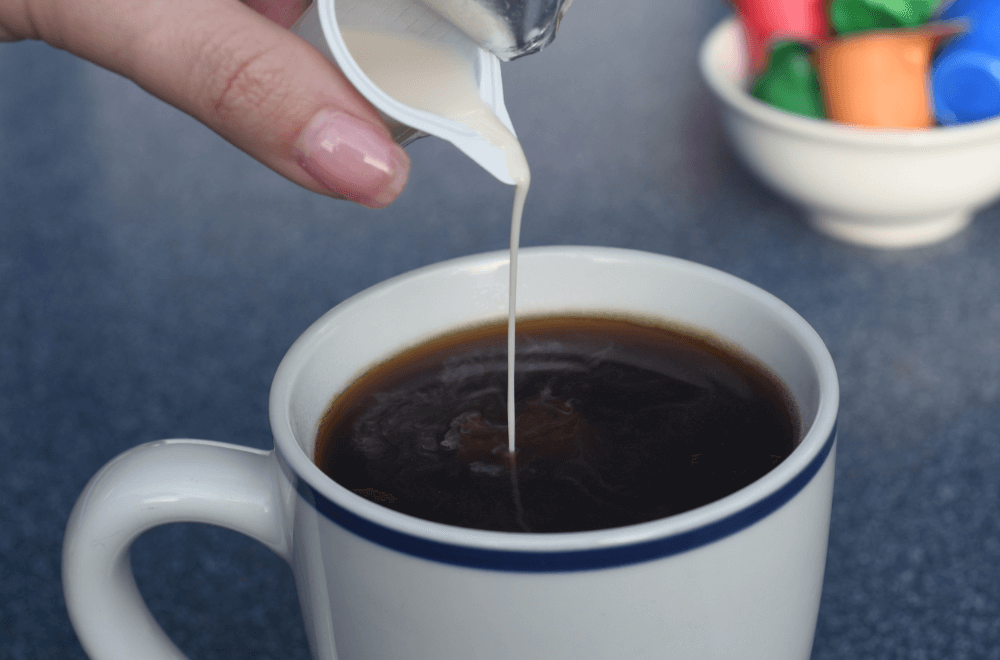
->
[315, 316, 800, 533]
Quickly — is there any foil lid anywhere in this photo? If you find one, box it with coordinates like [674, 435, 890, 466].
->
[419, 0, 573, 60]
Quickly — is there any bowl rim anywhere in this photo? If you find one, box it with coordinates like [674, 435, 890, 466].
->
[698, 15, 1000, 148]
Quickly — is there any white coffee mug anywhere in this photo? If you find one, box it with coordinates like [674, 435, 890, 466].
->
[63, 246, 839, 660]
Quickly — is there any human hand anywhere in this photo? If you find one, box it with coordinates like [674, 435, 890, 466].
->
[0, 0, 410, 208]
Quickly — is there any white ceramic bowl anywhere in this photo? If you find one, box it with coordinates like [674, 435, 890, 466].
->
[699, 17, 1000, 248]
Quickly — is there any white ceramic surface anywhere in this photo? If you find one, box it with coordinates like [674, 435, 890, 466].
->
[291, 0, 518, 185]
[699, 17, 1000, 249]
[63, 247, 839, 660]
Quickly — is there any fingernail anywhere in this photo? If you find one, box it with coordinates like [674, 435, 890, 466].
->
[293, 109, 409, 208]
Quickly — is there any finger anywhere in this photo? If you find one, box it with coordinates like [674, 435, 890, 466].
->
[0, 0, 31, 41]
[23, 0, 409, 207]
[242, 0, 311, 29]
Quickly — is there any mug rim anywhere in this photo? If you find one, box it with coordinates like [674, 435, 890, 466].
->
[269, 246, 839, 571]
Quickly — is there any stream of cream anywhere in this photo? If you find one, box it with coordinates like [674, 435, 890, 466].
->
[341, 29, 530, 455]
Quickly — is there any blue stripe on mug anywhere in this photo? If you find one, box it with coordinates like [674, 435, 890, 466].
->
[294, 422, 837, 572]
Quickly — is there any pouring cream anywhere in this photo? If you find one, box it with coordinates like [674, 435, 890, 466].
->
[341, 29, 530, 454]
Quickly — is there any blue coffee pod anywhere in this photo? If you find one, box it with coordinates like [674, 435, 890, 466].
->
[938, 0, 981, 22]
[932, 0, 1000, 124]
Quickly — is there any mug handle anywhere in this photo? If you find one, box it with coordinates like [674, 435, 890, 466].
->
[62, 439, 289, 660]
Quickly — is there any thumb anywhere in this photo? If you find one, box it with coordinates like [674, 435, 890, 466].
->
[28, 0, 410, 207]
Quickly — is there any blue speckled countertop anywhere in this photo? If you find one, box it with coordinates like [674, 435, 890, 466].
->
[2, 1, 998, 658]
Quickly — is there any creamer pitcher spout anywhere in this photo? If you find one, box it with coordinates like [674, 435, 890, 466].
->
[418, 0, 574, 60]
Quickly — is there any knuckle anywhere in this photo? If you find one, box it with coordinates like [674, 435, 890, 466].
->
[196, 29, 296, 132]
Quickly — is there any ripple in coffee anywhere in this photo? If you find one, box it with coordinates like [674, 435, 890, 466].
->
[315, 315, 800, 533]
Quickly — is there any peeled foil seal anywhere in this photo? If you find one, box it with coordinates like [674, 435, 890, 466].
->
[419, 0, 574, 61]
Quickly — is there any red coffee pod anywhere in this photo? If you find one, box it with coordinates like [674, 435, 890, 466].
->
[731, 0, 830, 73]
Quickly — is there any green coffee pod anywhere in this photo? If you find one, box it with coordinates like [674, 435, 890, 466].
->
[829, 0, 943, 35]
[750, 41, 826, 119]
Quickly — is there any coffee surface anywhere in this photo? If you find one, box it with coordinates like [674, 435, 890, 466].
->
[315, 316, 800, 533]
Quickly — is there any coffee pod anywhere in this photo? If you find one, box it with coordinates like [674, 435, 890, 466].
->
[730, 0, 830, 73]
[815, 24, 959, 128]
[291, 0, 519, 185]
[828, 0, 944, 35]
[932, 0, 1000, 124]
[750, 41, 826, 119]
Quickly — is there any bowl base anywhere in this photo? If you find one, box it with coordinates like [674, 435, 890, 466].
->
[807, 210, 972, 249]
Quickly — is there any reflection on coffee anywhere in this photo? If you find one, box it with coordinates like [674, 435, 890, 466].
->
[315, 316, 800, 533]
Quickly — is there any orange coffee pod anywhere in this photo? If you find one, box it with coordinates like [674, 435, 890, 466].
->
[815, 24, 961, 128]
